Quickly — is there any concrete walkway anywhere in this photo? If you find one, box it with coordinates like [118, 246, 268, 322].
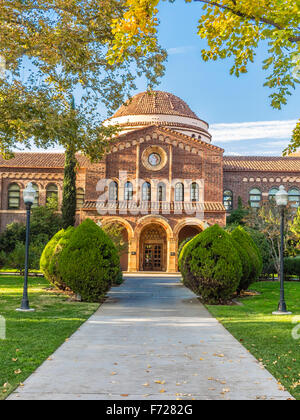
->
[9, 275, 292, 400]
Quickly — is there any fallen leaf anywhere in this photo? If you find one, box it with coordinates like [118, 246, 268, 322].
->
[120, 394, 129, 397]
[14, 369, 21, 375]
[111, 372, 117, 375]
[160, 389, 166, 393]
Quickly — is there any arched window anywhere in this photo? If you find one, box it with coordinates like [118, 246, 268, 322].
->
[31, 183, 39, 208]
[8, 183, 20, 209]
[249, 188, 262, 208]
[269, 187, 279, 201]
[190, 182, 199, 202]
[142, 182, 151, 201]
[108, 181, 118, 201]
[288, 188, 300, 208]
[46, 184, 58, 206]
[124, 181, 133, 201]
[76, 188, 85, 209]
[223, 190, 233, 211]
[157, 182, 166, 202]
[175, 183, 184, 202]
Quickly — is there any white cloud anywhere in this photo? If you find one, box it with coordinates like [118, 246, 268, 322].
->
[210, 119, 297, 143]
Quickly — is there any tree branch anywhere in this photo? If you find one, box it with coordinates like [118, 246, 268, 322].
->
[194, 0, 300, 43]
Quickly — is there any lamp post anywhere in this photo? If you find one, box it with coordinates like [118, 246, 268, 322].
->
[272, 185, 292, 315]
[16, 183, 36, 312]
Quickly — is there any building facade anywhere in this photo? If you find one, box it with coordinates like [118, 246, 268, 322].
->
[1, 91, 300, 272]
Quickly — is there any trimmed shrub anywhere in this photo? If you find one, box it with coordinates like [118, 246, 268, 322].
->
[47, 227, 75, 289]
[180, 224, 242, 304]
[40, 228, 66, 283]
[57, 219, 121, 302]
[231, 227, 256, 292]
[178, 234, 200, 273]
[231, 226, 263, 281]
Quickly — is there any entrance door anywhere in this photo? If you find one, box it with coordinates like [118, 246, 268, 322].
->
[143, 244, 162, 271]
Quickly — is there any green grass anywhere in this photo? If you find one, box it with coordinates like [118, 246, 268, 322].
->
[207, 281, 300, 400]
[0, 275, 99, 399]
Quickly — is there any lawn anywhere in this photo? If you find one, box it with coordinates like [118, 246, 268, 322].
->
[207, 281, 300, 400]
[0, 275, 99, 400]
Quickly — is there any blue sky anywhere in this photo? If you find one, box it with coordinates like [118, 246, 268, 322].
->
[131, 0, 299, 156]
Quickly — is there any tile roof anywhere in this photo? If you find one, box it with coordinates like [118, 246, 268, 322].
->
[223, 156, 300, 172]
[0, 153, 92, 168]
[111, 91, 200, 120]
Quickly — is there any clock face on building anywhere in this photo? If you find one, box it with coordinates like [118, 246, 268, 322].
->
[148, 153, 161, 167]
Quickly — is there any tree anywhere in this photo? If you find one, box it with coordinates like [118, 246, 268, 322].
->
[114, 0, 300, 152]
[0, 0, 166, 159]
[291, 207, 300, 253]
[227, 196, 249, 225]
[244, 200, 297, 275]
[61, 96, 77, 228]
[101, 222, 128, 257]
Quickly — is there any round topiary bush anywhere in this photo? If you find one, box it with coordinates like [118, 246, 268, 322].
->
[48, 226, 75, 289]
[180, 224, 242, 304]
[57, 218, 121, 302]
[232, 226, 263, 284]
[231, 227, 255, 292]
[40, 228, 65, 283]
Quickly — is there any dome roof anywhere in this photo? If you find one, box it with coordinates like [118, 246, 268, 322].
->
[112, 91, 200, 120]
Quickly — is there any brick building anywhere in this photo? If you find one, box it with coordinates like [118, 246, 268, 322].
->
[1, 91, 299, 272]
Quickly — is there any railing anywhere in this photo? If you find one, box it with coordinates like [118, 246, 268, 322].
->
[95, 200, 205, 215]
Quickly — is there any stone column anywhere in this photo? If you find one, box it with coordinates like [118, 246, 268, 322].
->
[128, 238, 138, 272]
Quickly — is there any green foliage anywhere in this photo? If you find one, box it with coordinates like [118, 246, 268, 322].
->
[180, 224, 242, 304]
[0, 202, 63, 255]
[0, 0, 166, 159]
[57, 219, 121, 302]
[291, 207, 300, 252]
[0, 250, 7, 268]
[48, 227, 75, 289]
[40, 228, 67, 286]
[284, 256, 300, 277]
[227, 197, 249, 225]
[6, 239, 46, 273]
[231, 227, 258, 292]
[0, 222, 26, 253]
[102, 222, 129, 257]
[233, 226, 263, 282]
[243, 226, 274, 276]
[245, 200, 296, 274]
[62, 146, 77, 229]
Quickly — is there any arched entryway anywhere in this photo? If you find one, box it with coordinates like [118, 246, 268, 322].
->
[178, 225, 202, 245]
[139, 224, 167, 272]
[101, 218, 134, 272]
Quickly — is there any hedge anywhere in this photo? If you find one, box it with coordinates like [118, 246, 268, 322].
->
[57, 219, 121, 302]
[231, 226, 262, 291]
[180, 224, 242, 304]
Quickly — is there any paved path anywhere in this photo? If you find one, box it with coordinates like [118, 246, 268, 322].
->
[9, 275, 292, 400]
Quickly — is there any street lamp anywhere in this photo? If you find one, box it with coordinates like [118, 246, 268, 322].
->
[16, 183, 36, 312]
[272, 185, 292, 315]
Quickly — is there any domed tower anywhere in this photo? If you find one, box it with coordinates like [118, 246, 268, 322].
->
[104, 91, 211, 143]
